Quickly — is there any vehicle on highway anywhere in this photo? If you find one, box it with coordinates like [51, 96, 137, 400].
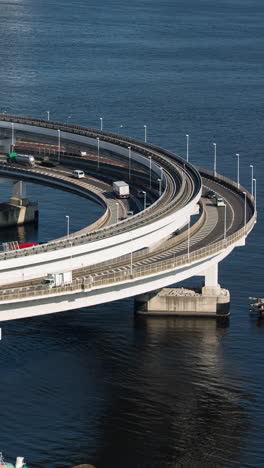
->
[40, 156, 59, 168]
[7, 153, 35, 167]
[113, 181, 130, 198]
[72, 169, 85, 179]
[216, 197, 225, 207]
[42, 271, 72, 288]
[1, 241, 38, 251]
[204, 190, 216, 199]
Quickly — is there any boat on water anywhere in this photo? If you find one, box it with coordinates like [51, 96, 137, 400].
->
[0, 453, 27, 468]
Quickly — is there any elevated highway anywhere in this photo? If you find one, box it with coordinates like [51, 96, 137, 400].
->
[0, 115, 256, 321]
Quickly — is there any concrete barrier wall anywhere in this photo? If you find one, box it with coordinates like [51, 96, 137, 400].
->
[0, 243, 235, 321]
[0, 121, 201, 284]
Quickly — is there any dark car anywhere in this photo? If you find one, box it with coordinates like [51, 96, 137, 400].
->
[205, 190, 216, 199]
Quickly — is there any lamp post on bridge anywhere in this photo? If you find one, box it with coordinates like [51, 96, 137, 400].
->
[11, 122, 14, 150]
[253, 178, 257, 209]
[187, 219, 190, 260]
[223, 204, 227, 240]
[57, 129, 61, 162]
[144, 125, 147, 143]
[157, 178, 161, 196]
[148, 155, 152, 190]
[186, 134, 189, 162]
[128, 146, 131, 181]
[236, 153, 240, 189]
[243, 191, 247, 232]
[115, 202, 119, 223]
[130, 234, 133, 276]
[46, 111, 50, 121]
[142, 191, 146, 210]
[250, 164, 254, 195]
[213, 142, 216, 178]
[100, 117, 103, 131]
[97, 137, 100, 170]
[65, 215, 70, 237]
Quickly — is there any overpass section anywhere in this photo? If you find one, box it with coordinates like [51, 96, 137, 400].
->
[0, 115, 256, 321]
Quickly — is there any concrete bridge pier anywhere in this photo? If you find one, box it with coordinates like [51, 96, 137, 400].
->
[135, 264, 230, 318]
[201, 263, 221, 296]
[0, 180, 38, 228]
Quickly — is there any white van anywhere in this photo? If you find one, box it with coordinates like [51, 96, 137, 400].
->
[72, 170, 85, 179]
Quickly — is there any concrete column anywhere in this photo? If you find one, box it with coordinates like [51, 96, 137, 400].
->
[202, 263, 221, 295]
[12, 181, 26, 199]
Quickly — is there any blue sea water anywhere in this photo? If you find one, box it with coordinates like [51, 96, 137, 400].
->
[0, 0, 264, 467]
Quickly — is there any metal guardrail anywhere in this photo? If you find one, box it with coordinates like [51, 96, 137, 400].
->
[0, 112, 202, 196]
[0, 116, 256, 303]
[86, 200, 207, 271]
[0, 117, 201, 260]
[0, 211, 256, 302]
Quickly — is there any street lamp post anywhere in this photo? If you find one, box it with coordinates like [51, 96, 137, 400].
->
[57, 129, 61, 162]
[186, 134, 189, 162]
[65, 215, 70, 237]
[46, 111, 50, 121]
[236, 153, 240, 188]
[223, 204, 227, 240]
[130, 234, 133, 276]
[11, 122, 14, 150]
[250, 164, 254, 195]
[100, 117, 103, 131]
[115, 202, 119, 223]
[144, 125, 147, 143]
[128, 146, 131, 181]
[148, 155, 152, 189]
[157, 178, 161, 196]
[187, 219, 190, 259]
[97, 137, 100, 170]
[142, 191, 146, 210]
[243, 192, 247, 232]
[213, 142, 216, 178]
[253, 178, 257, 209]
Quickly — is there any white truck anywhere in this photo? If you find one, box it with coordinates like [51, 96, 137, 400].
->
[113, 181, 130, 198]
[42, 271, 72, 288]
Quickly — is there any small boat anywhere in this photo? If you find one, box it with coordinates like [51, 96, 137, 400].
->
[0, 453, 27, 468]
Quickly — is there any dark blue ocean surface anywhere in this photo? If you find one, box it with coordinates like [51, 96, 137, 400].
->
[0, 0, 263, 467]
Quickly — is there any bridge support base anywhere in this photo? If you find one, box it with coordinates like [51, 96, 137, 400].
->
[0, 198, 38, 228]
[135, 286, 230, 318]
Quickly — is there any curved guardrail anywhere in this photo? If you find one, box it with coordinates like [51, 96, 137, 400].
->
[0, 115, 202, 261]
[0, 113, 201, 195]
[0, 168, 256, 302]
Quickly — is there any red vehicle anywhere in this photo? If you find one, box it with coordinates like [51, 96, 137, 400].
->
[18, 242, 38, 249]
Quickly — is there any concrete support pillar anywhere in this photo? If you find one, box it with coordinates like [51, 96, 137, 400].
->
[12, 181, 26, 199]
[202, 263, 221, 295]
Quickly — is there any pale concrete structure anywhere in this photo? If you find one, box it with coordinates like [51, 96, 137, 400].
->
[135, 286, 230, 318]
[0, 179, 38, 228]
[0, 116, 256, 322]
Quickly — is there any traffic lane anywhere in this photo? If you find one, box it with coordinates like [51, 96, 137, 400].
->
[202, 178, 254, 234]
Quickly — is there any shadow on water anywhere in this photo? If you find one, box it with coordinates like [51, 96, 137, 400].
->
[0, 222, 38, 244]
